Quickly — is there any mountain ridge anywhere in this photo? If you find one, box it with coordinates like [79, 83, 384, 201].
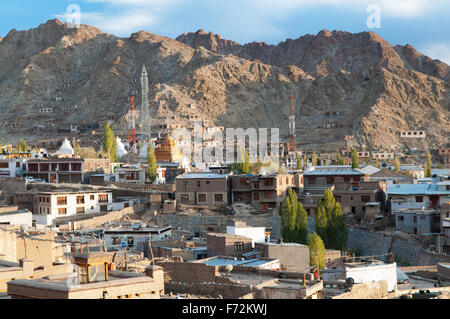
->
[0, 19, 448, 153]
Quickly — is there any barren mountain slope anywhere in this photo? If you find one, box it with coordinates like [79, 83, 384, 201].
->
[0, 20, 448, 152]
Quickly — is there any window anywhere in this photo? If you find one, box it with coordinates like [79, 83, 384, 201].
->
[240, 178, 249, 186]
[214, 194, 223, 202]
[127, 237, 134, 248]
[234, 242, 244, 251]
[180, 194, 189, 203]
[98, 194, 108, 203]
[413, 216, 417, 223]
[16, 162, 20, 168]
[77, 196, 85, 204]
[58, 208, 67, 215]
[113, 237, 121, 245]
[361, 196, 370, 203]
[57, 196, 67, 205]
[90, 195, 95, 200]
[286, 177, 289, 184]
[415, 196, 423, 203]
[253, 193, 259, 200]
[398, 216, 404, 221]
[197, 181, 201, 188]
[76, 207, 85, 214]
[308, 177, 316, 185]
[198, 194, 207, 202]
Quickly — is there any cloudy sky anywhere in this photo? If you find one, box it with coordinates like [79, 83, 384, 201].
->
[0, 0, 449, 64]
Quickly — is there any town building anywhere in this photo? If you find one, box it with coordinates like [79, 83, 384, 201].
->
[207, 233, 253, 257]
[255, 242, 310, 272]
[332, 181, 387, 217]
[399, 131, 426, 138]
[323, 260, 397, 292]
[439, 148, 450, 167]
[226, 220, 267, 247]
[303, 165, 379, 194]
[26, 158, 110, 183]
[394, 208, 440, 234]
[7, 253, 165, 299]
[175, 173, 229, 206]
[103, 226, 172, 251]
[0, 159, 25, 178]
[32, 190, 113, 226]
[0, 206, 32, 227]
[155, 136, 176, 162]
[387, 182, 450, 212]
[158, 260, 323, 299]
[230, 173, 295, 212]
[116, 167, 146, 184]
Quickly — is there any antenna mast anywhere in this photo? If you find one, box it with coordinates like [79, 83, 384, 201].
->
[289, 94, 296, 152]
[140, 66, 151, 144]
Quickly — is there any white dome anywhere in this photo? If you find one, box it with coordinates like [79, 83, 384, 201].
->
[58, 139, 74, 155]
[116, 137, 128, 159]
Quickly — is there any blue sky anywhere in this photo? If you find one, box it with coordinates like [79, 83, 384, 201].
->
[1, 0, 449, 64]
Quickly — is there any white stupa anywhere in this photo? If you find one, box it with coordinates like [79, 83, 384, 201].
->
[116, 137, 128, 159]
[58, 139, 74, 156]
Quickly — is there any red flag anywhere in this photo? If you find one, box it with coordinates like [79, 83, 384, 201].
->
[313, 269, 319, 280]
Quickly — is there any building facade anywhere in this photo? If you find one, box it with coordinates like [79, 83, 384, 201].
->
[175, 173, 229, 206]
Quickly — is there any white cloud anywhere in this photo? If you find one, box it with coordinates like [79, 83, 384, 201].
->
[80, 11, 155, 35]
[420, 42, 450, 65]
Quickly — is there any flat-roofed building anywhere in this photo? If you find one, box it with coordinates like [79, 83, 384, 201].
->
[175, 173, 229, 206]
[33, 190, 113, 226]
[7, 253, 164, 299]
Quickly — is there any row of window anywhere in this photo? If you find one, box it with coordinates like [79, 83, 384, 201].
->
[41, 194, 109, 206]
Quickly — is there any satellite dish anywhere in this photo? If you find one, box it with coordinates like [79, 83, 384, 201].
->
[225, 264, 233, 274]
[345, 277, 355, 287]
[20, 224, 30, 233]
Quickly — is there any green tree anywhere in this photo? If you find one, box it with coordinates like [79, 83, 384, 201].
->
[147, 143, 157, 183]
[232, 148, 250, 174]
[367, 152, 373, 165]
[351, 149, 359, 169]
[425, 151, 432, 177]
[312, 152, 318, 166]
[281, 189, 308, 244]
[17, 138, 29, 153]
[307, 233, 326, 272]
[302, 155, 307, 168]
[394, 156, 400, 173]
[296, 153, 302, 169]
[103, 122, 118, 162]
[314, 189, 348, 251]
[375, 157, 381, 168]
[336, 149, 344, 165]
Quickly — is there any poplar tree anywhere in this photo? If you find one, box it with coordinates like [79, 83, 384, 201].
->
[281, 189, 308, 244]
[351, 149, 359, 169]
[314, 189, 348, 251]
[147, 143, 156, 183]
[336, 149, 344, 165]
[312, 152, 318, 166]
[394, 156, 400, 173]
[296, 153, 302, 169]
[425, 151, 432, 177]
[308, 233, 326, 272]
[17, 138, 29, 152]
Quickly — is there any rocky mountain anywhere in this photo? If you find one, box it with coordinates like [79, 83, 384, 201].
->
[0, 19, 448, 153]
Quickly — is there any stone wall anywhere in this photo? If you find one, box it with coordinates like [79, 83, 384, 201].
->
[157, 262, 219, 283]
[154, 214, 282, 239]
[332, 280, 389, 299]
[58, 206, 135, 231]
[346, 228, 423, 265]
[418, 250, 450, 266]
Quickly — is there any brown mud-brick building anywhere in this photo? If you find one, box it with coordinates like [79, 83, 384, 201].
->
[26, 158, 110, 183]
[175, 173, 229, 206]
[230, 174, 295, 212]
[206, 233, 253, 257]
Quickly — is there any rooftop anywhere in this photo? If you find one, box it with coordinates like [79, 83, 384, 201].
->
[177, 173, 228, 179]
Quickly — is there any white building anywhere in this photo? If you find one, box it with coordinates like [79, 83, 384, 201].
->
[323, 261, 397, 292]
[226, 220, 267, 247]
[399, 131, 426, 138]
[33, 191, 113, 226]
[0, 208, 32, 227]
[0, 159, 25, 177]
